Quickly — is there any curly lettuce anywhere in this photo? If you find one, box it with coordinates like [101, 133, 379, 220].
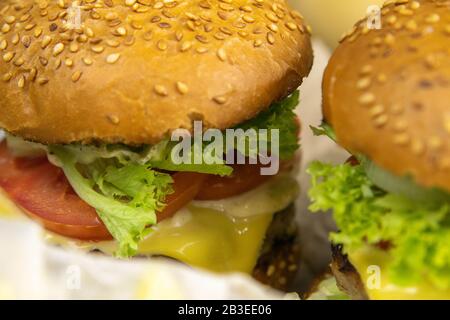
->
[237, 91, 300, 160]
[308, 161, 450, 290]
[50, 146, 173, 258]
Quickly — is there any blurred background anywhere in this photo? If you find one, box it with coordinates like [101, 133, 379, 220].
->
[289, 0, 384, 47]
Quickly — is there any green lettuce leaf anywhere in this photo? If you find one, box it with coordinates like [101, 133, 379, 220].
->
[236, 90, 300, 160]
[310, 122, 337, 142]
[145, 140, 233, 177]
[308, 161, 450, 290]
[50, 146, 173, 258]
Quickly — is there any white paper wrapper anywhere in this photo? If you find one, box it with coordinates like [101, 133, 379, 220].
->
[0, 40, 346, 300]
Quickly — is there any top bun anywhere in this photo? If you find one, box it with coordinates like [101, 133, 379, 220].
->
[0, 0, 313, 145]
[323, 0, 450, 192]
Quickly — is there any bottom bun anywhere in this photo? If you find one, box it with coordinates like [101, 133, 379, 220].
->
[252, 204, 300, 292]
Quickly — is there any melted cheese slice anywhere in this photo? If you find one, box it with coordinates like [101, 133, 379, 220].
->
[349, 246, 450, 300]
[0, 174, 298, 274]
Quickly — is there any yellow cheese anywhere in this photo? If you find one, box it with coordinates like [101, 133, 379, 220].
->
[44, 206, 274, 274]
[349, 246, 450, 300]
[138, 207, 274, 273]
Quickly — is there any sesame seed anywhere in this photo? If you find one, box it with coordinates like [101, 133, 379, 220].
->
[17, 76, 25, 88]
[266, 12, 278, 23]
[176, 81, 189, 95]
[410, 1, 420, 9]
[213, 95, 227, 104]
[65, 58, 73, 67]
[360, 65, 373, 75]
[4, 16, 16, 24]
[394, 120, 408, 132]
[425, 14, 440, 24]
[91, 45, 104, 53]
[106, 39, 120, 47]
[384, 33, 395, 45]
[356, 77, 371, 90]
[180, 41, 192, 52]
[267, 32, 275, 44]
[37, 77, 49, 85]
[370, 105, 385, 117]
[82, 57, 93, 66]
[377, 73, 387, 84]
[359, 93, 375, 105]
[105, 12, 118, 21]
[53, 42, 64, 56]
[116, 27, 127, 36]
[21, 35, 31, 48]
[196, 47, 208, 54]
[13, 57, 24, 66]
[394, 133, 410, 146]
[28, 68, 37, 82]
[71, 71, 82, 82]
[1, 24, 11, 33]
[11, 34, 19, 45]
[85, 27, 95, 38]
[24, 23, 36, 31]
[217, 48, 227, 62]
[2, 72, 12, 82]
[405, 19, 417, 31]
[2, 52, 14, 62]
[286, 22, 297, 31]
[55, 58, 62, 70]
[157, 40, 167, 51]
[374, 114, 388, 127]
[0, 39, 7, 50]
[69, 42, 79, 53]
[154, 85, 168, 96]
[106, 53, 120, 64]
[107, 114, 120, 125]
[243, 15, 255, 23]
[39, 56, 48, 66]
[254, 39, 263, 47]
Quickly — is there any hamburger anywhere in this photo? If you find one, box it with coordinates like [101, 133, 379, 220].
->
[0, 0, 312, 290]
[308, 0, 450, 299]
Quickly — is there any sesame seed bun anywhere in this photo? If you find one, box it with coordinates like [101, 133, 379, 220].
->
[0, 0, 313, 145]
[323, 0, 450, 192]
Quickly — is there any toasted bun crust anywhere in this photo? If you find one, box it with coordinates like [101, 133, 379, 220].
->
[0, 0, 312, 145]
[323, 0, 450, 192]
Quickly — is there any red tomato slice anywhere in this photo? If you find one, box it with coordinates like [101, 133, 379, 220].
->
[157, 172, 207, 221]
[0, 142, 205, 241]
[0, 142, 111, 240]
[194, 163, 273, 200]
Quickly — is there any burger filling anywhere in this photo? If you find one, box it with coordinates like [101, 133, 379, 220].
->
[0, 92, 301, 274]
[308, 123, 450, 299]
